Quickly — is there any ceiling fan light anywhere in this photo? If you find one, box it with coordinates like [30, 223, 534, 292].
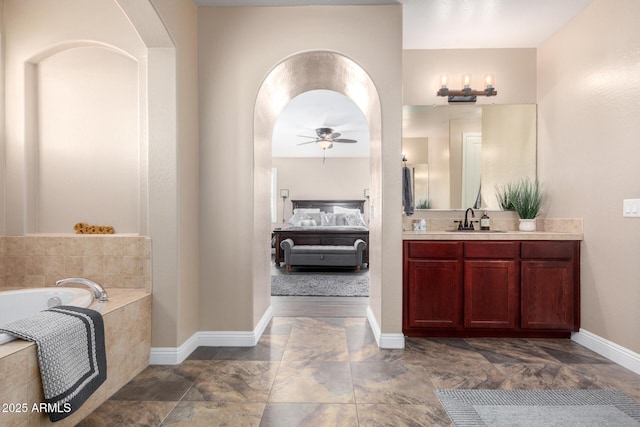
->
[318, 140, 333, 149]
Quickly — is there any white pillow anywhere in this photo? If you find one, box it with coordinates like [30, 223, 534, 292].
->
[333, 206, 365, 225]
[293, 208, 321, 214]
[321, 213, 337, 226]
[345, 212, 366, 227]
[332, 206, 360, 214]
[288, 212, 311, 225]
[300, 219, 317, 226]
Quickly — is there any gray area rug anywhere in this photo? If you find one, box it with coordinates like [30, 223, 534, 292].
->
[271, 274, 369, 297]
[436, 389, 640, 426]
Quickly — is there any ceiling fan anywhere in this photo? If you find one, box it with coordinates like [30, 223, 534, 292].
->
[297, 127, 358, 150]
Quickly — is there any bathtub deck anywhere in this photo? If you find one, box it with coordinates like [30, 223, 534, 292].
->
[0, 288, 151, 427]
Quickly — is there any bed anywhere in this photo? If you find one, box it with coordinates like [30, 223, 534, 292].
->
[272, 199, 369, 268]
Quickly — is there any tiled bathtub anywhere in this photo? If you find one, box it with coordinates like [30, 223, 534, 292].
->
[0, 289, 151, 426]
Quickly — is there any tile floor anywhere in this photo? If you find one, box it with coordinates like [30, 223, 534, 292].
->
[80, 317, 640, 426]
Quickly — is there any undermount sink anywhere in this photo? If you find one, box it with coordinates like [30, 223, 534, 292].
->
[446, 229, 506, 233]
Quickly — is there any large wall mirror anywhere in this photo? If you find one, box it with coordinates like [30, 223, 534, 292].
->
[402, 104, 536, 210]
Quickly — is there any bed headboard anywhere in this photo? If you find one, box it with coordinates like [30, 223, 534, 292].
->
[291, 200, 366, 214]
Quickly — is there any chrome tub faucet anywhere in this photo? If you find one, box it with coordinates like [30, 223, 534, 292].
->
[55, 277, 109, 302]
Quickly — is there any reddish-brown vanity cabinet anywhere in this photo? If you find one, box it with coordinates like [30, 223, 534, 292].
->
[403, 240, 580, 338]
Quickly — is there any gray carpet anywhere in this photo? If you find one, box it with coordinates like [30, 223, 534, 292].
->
[271, 274, 369, 297]
[435, 389, 640, 426]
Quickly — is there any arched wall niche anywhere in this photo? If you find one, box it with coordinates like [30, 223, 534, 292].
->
[24, 42, 141, 233]
[253, 50, 383, 328]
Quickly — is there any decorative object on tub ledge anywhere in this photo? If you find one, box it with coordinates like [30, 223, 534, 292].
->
[74, 222, 115, 234]
[0, 305, 106, 422]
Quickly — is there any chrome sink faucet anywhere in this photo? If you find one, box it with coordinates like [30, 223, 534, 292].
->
[55, 277, 109, 302]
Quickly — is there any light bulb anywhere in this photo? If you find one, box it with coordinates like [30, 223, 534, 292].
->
[461, 73, 472, 88]
[484, 73, 495, 89]
[439, 74, 449, 88]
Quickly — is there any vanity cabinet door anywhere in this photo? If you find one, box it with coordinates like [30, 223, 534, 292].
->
[403, 241, 463, 331]
[521, 241, 580, 331]
[406, 259, 463, 328]
[464, 260, 518, 329]
[463, 242, 519, 329]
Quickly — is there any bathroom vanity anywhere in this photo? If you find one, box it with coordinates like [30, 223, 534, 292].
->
[403, 232, 581, 338]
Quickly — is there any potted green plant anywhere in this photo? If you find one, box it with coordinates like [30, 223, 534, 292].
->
[495, 178, 544, 231]
[495, 181, 518, 211]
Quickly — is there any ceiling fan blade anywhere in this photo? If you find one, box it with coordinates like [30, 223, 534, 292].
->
[333, 138, 358, 143]
[297, 135, 318, 139]
[296, 141, 317, 146]
[330, 132, 341, 139]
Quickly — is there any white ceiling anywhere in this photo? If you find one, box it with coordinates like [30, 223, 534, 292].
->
[272, 90, 370, 158]
[195, 0, 594, 49]
[195, 0, 594, 157]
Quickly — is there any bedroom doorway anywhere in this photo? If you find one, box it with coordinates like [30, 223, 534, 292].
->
[254, 51, 382, 318]
[270, 89, 371, 316]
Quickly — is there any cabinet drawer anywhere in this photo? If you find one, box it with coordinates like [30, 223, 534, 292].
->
[464, 242, 518, 259]
[406, 241, 462, 259]
[521, 241, 577, 259]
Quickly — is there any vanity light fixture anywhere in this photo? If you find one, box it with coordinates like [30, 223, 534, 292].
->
[437, 73, 497, 103]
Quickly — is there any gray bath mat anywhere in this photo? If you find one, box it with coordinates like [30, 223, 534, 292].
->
[271, 274, 368, 297]
[435, 389, 640, 426]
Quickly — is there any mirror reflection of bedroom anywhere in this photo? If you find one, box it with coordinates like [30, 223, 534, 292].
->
[270, 89, 371, 316]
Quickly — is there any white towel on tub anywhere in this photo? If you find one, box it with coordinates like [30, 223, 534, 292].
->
[0, 305, 106, 422]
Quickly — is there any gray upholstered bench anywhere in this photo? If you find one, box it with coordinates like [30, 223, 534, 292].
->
[280, 238, 367, 272]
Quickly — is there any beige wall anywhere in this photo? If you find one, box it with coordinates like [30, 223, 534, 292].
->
[151, 0, 200, 347]
[1, 0, 199, 348]
[37, 47, 139, 233]
[537, 0, 640, 353]
[273, 157, 370, 225]
[3, 0, 147, 236]
[403, 48, 537, 106]
[198, 6, 402, 334]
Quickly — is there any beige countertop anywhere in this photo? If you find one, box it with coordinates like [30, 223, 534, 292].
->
[403, 230, 583, 240]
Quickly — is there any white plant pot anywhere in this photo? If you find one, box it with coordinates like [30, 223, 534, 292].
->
[519, 219, 536, 232]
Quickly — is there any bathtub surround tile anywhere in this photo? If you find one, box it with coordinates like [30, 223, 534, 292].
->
[42, 256, 65, 282]
[82, 255, 104, 276]
[0, 236, 150, 290]
[5, 237, 26, 256]
[63, 256, 84, 277]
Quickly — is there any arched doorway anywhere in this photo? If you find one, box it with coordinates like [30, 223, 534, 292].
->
[253, 51, 382, 328]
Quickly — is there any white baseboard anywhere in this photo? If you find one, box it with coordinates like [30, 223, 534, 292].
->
[366, 306, 405, 349]
[149, 332, 199, 365]
[149, 306, 274, 365]
[572, 328, 640, 375]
